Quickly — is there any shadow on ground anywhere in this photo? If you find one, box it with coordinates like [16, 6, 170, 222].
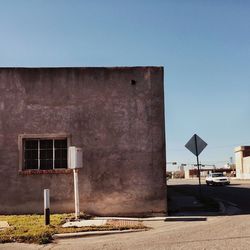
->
[167, 182, 250, 216]
[165, 217, 207, 222]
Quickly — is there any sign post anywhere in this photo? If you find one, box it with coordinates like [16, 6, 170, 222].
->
[68, 146, 83, 220]
[185, 134, 207, 197]
[73, 168, 80, 220]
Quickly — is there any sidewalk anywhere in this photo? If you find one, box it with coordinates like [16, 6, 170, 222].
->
[54, 217, 150, 239]
[56, 185, 222, 239]
[231, 178, 250, 183]
[56, 192, 220, 240]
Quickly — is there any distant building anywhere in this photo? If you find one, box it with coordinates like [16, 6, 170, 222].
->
[185, 166, 232, 179]
[235, 146, 250, 179]
[179, 165, 184, 172]
[0, 67, 166, 216]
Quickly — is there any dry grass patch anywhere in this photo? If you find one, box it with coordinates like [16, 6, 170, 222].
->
[0, 214, 147, 244]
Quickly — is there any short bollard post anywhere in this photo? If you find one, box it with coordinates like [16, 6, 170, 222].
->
[44, 189, 50, 225]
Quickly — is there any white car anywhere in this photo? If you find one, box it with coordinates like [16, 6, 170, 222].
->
[206, 173, 230, 186]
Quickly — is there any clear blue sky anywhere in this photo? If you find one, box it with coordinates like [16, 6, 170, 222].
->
[0, 0, 249, 169]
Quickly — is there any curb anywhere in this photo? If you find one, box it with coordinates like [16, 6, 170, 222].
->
[94, 217, 167, 221]
[53, 229, 146, 239]
[218, 201, 226, 214]
[213, 198, 226, 215]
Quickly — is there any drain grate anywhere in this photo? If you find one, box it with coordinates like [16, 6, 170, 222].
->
[107, 220, 143, 228]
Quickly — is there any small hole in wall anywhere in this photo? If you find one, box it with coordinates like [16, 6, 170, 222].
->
[131, 80, 136, 85]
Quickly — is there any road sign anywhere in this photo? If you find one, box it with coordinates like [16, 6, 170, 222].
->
[185, 134, 208, 198]
[185, 134, 207, 156]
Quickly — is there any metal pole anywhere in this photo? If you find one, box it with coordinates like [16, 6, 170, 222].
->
[73, 169, 80, 220]
[194, 135, 202, 197]
[44, 189, 50, 225]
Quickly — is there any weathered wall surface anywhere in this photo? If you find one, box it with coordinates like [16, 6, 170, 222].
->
[0, 67, 166, 216]
[235, 146, 250, 179]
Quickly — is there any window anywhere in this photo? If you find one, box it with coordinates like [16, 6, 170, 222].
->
[24, 139, 67, 170]
[19, 134, 70, 172]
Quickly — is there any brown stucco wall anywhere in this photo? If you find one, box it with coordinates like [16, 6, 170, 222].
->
[0, 67, 166, 216]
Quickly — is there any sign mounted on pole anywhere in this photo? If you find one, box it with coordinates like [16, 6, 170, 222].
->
[68, 146, 83, 220]
[185, 134, 207, 197]
[185, 134, 207, 156]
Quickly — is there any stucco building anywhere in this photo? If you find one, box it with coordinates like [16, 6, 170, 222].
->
[235, 146, 250, 179]
[0, 67, 166, 216]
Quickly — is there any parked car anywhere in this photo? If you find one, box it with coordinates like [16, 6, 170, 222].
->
[206, 173, 230, 186]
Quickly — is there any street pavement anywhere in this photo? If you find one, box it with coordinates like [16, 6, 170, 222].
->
[2, 179, 250, 250]
[168, 178, 250, 215]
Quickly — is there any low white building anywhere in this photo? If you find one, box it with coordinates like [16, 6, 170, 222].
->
[235, 146, 250, 179]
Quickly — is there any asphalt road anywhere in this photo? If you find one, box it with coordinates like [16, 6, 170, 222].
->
[168, 178, 250, 214]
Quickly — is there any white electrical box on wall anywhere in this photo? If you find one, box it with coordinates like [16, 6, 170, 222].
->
[68, 146, 83, 169]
